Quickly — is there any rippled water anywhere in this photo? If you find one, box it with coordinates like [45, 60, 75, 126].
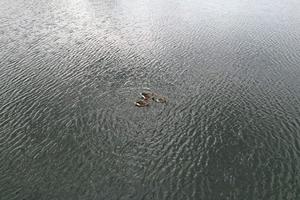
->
[1, 0, 300, 199]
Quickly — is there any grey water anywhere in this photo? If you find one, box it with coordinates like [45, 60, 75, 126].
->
[1, 0, 300, 199]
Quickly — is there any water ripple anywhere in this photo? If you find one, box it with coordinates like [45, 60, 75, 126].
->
[1, 0, 300, 199]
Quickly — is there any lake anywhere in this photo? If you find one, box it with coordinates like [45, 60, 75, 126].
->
[1, 0, 300, 199]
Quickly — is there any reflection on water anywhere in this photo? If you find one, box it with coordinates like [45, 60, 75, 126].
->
[1, 0, 300, 199]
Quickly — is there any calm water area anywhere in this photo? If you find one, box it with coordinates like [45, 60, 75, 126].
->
[1, 0, 300, 199]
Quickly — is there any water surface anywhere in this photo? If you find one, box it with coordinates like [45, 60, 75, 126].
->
[1, 0, 300, 199]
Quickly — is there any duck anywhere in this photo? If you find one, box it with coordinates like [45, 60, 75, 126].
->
[135, 91, 167, 107]
[153, 95, 167, 103]
[141, 92, 155, 100]
[135, 99, 150, 107]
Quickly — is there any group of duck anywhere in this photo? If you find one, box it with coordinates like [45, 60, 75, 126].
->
[135, 92, 167, 107]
